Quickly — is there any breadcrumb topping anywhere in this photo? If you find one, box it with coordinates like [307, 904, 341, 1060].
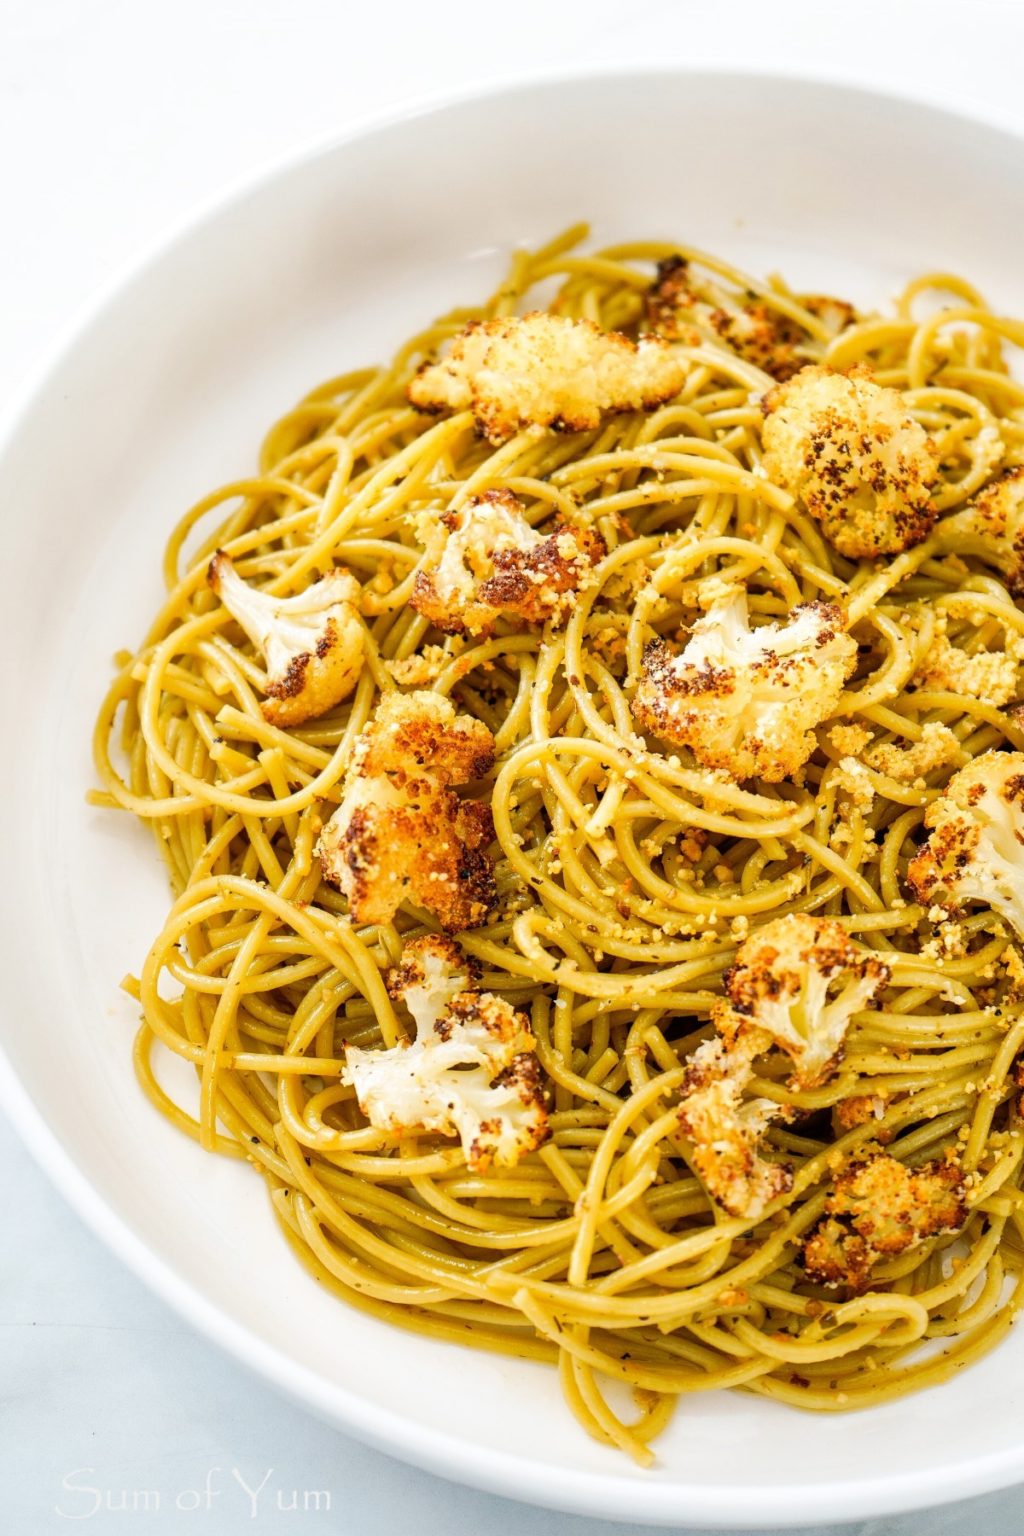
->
[318, 691, 496, 932]
[411, 488, 606, 636]
[345, 935, 548, 1172]
[631, 586, 856, 782]
[408, 312, 686, 444]
[803, 1151, 966, 1290]
[907, 750, 1024, 937]
[761, 366, 938, 559]
[865, 722, 962, 784]
[913, 631, 1022, 708]
[208, 551, 363, 726]
[714, 913, 891, 1088]
[647, 256, 855, 381]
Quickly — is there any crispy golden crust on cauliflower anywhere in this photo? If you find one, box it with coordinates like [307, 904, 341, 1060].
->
[913, 631, 1021, 708]
[407, 312, 686, 444]
[411, 488, 606, 637]
[803, 1151, 966, 1290]
[647, 256, 855, 381]
[937, 468, 1024, 595]
[208, 551, 364, 727]
[907, 751, 1024, 935]
[761, 366, 938, 558]
[345, 934, 548, 1172]
[630, 587, 856, 782]
[714, 913, 890, 1088]
[677, 1036, 792, 1221]
[318, 691, 496, 933]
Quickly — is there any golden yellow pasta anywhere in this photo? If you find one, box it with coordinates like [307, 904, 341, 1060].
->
[92, 225, 1024, 1464]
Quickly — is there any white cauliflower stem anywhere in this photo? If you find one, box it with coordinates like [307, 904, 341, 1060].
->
[411, 488, 605, 636]
[907, 751, 1024, 936]
[714, 913, 891, 1088]
[408, 312, 686, 444]
[317, 690, 497, 933]
[208, 551, 364, 726]
[631, 586, 856, 782]
[345, 936, 549, 1171]
[761, 366, 937, 558]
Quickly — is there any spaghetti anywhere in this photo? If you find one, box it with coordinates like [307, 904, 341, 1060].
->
[92, 226, 1024, 1463]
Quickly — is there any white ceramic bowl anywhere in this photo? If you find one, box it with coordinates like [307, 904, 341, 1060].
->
[3, 69, 1024, 1529]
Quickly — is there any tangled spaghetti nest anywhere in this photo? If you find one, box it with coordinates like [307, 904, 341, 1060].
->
[93, 226, 1024, 1462]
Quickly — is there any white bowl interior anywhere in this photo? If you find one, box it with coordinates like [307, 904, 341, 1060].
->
[3, 72, 1024, 1527]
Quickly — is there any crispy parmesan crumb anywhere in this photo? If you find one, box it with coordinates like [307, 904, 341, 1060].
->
[384, 645, 450, 687]
[828, 723, 872, 756]
[318, 690, 496, 932]
[865, 722, 962, 783]
[913, 632, 1021, 708]
[408, 312, 686, 443]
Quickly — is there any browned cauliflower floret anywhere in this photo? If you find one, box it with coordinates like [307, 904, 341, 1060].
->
[407, 312, 685, 444]
[631, 586, 856, 782]
[913, 631, 1022, 708]
[318, 691, 496, 932]
[411, 488, 606, 636]
[208, 551, 363, 727]
[761, 366, 938, 558]
[936, 468, 1024, 594]
[677, 1035, 792, 1221]
[345, 935, 548, 1172]
[803, 1151, 966, 1290]
[647, 255, 855, 381]
[907, 751, 1024, 936]
[714, 913, 890, 1088]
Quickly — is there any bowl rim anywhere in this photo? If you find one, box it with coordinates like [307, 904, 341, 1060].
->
[2, 63, 1024, 1529]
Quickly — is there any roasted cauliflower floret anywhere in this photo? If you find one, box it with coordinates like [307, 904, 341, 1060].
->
[936, 467, 1024, 595]
[318, 691, 496, 933]
[714, 913, 890, 1088]
[345, 935, 548, 1172]
[411, 488, 606, 636]
[631, 587, 856, 782]
[647, 255, 855, 381]
[208, 551, 364, 727]
[408, 312, 685, 444]
[761, 366, 938, 558]
[803, 1151, 966, 1290]
[907, 751, 1024, 935]
[677, 1036, 792, 1221]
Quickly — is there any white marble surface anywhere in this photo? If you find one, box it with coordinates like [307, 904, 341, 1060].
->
[4, 1, 1024, 1530]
